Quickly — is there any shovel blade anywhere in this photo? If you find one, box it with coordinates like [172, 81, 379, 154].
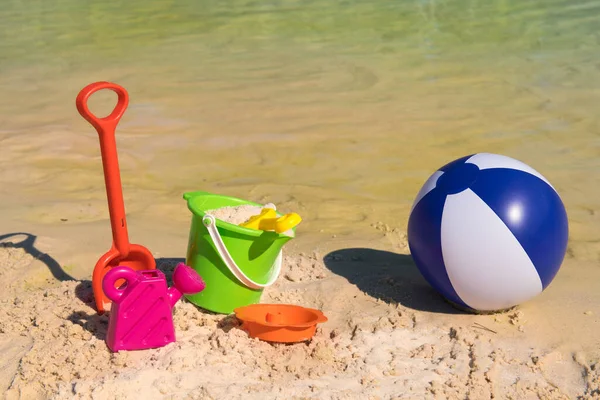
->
[92, 244, 156, 314]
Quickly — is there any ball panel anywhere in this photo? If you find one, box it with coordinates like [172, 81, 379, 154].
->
[470, 168, 569, 289]
[441, 189, 543, 311]
[410, 170, 444, 213]
[439, 154, 474, 172]
[407, 188, 468, 309]
[436, 162, 479, 195]
[466, 153, 553, 189]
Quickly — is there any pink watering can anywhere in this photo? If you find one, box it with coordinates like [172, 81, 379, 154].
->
[102, 263, 206, 352]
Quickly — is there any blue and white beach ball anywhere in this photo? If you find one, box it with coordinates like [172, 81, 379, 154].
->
[407, 153, 569, 312]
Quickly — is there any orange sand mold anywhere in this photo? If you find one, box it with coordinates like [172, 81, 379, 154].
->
[234, 304, 328, 343]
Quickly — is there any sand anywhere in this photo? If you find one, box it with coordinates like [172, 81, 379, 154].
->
[0, 206, 599, 400]
[204, 205, 266, 226]
[204, 204, 295, 237]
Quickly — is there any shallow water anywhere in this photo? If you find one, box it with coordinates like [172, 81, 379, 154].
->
[0, 0, 599, 352]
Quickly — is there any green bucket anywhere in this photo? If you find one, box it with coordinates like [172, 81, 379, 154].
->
[182, 191, 295, 314]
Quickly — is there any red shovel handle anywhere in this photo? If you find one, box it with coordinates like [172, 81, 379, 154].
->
[76, 82, 131, 256]
[76, 82, 129, 133]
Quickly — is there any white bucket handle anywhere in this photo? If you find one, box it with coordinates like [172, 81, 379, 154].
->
[202, 213, 283, 290]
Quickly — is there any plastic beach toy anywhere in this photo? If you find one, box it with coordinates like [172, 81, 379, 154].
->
[76, 81, 156, 314]
[183, 191, 296, 314]
[239, 208, 302, 234]
[234, 304, 328, 343]
[408, 153, 569, 313]
[103, 263, 205, 352]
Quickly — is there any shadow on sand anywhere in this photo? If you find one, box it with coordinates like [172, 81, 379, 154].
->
[0, 232, 75, 281]
[323, 247, 462, 315]
[0, 234, 225, 341]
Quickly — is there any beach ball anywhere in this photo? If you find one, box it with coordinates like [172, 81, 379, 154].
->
[407, 153, 569, 312]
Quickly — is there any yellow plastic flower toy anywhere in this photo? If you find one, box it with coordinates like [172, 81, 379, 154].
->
[240, 208, 302, 234]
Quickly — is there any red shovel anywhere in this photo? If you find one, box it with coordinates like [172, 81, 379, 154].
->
[76, 81, 156, 314]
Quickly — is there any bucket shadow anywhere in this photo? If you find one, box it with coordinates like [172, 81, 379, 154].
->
[156, 257, 186, 282]
[217, 314, 242, 333]
[0, 232, 75, 281]
[323, 248, 462, 314]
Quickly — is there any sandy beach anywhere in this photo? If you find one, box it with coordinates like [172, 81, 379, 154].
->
[2, 0, 600, 398]
[0, 201, 599, 399]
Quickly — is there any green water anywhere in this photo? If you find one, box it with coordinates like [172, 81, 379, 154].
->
[0, 0, 599, 254]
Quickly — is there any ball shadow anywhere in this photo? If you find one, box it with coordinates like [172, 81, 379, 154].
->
[323, 248, 463, 314]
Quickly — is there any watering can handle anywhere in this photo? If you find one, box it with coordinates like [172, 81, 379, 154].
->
[102, 266, 138, 303]
[202, 214, 282, 290]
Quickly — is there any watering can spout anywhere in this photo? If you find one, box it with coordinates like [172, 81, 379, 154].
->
[169, 263, 206, 308]
[167, 287, 183, 307]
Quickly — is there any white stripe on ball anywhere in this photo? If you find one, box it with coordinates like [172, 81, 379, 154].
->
[410, 170, 444, 213]
[441, 188, 543, 311]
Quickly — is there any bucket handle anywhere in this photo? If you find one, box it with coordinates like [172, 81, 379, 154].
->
[202, 214, 282, 290]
